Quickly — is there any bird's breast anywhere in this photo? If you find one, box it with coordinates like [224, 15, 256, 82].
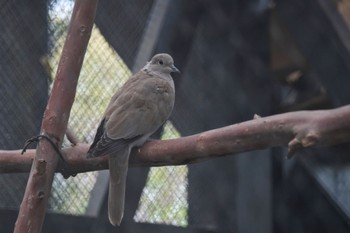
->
[153, 85, 169, 94]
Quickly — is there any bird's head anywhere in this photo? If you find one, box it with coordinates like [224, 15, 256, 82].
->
[144, 53, 180, 75]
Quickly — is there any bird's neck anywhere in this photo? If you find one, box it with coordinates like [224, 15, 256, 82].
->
[142, 66, 173, 81]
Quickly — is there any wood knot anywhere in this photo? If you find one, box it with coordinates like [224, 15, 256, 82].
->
[36, 159, 47, 175]
[301, 132, 319, 147]
[79, 25, 87, 35]
[287, 131, 320, 159]
[37, 191, 45, 199]
[253, 114, 261, 119]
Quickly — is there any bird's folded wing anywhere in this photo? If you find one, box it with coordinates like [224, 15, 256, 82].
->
[87, 133, 142, 158]
[105, 77, 174, 140]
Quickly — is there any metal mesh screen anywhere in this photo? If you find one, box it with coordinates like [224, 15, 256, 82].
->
[134, 122, 188, 227]
[0, 0, 49, 211]
[0, 0, 188, 227]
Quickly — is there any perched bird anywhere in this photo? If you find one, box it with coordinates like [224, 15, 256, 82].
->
[87, 53, 179, 226]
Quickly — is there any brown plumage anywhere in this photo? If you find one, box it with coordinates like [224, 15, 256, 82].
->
[87, 53, 179, 226]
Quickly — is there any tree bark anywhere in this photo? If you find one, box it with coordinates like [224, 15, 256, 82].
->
[2, 105, 350, 178]
[13, 1, 98, 233]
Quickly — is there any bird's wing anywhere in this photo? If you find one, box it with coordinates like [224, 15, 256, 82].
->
[88, 133, 142, 158]
[87, 118, 106, 157]
[87, 117, 141, 158]
[105, 72, 175, 140]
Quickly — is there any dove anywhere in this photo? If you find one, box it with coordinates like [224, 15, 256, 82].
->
[87, 53, 179, 226]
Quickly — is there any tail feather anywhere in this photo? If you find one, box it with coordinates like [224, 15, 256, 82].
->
[108, 148, 130, 226]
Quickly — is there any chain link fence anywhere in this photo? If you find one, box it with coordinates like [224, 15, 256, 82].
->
[0, 0, 188, 227]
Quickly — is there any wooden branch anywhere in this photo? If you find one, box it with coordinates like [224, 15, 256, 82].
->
[66, 128, 80, 146]
[13, 1, 98, 233]
[2, 105, 350, 177]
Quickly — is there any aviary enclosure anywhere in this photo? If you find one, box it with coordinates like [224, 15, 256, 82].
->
[1, 0, 350, 232]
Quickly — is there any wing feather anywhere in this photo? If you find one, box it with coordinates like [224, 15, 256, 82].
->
[105, 72, 175, 140]
[88, 133, 142, 158]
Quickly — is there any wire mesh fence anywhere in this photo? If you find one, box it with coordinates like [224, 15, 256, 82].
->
[0, 0, 188, 227]
[3, 1, 347, 232]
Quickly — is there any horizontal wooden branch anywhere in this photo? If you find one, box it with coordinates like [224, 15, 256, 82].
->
[1, 105, 350, 177]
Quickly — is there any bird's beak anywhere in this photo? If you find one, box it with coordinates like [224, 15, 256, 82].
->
[171, 65, 180, 73]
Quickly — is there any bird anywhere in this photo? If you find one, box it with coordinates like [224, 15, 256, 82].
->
[87, 53, 179, 226]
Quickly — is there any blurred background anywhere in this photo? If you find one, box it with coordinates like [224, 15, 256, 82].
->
[1, 0, 350, 232]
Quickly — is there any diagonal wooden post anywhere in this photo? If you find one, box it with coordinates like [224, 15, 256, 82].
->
[14, 1, 98, 232]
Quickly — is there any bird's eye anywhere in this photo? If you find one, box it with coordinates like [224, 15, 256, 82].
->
[158, 60, 164, 65]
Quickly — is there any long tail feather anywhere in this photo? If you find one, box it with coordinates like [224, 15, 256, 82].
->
[108, 148, 130, 226]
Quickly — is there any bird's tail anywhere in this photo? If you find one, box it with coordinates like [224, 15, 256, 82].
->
[108, 148, 130, 226]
